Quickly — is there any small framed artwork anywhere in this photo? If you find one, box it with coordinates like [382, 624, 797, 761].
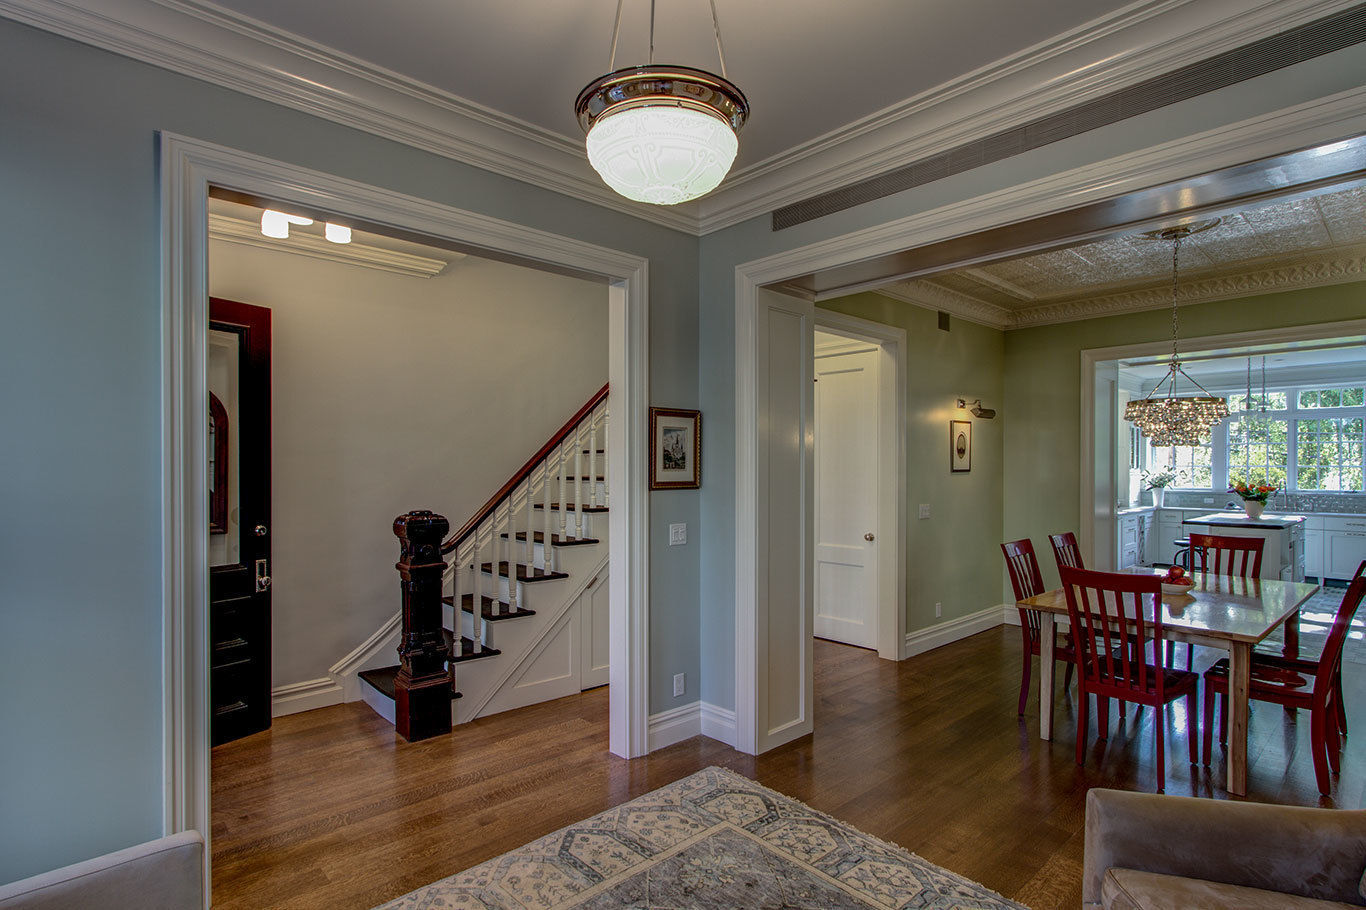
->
[650, 407, 701, 490]
[950, 419, 972, 473]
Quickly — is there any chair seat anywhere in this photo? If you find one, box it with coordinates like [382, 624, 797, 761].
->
[1093, 663, 1199, 699]
[1101, 868, 1357, 910]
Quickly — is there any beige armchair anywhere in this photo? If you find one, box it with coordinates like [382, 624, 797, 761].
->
[1084, 789, 1366, 909]
[0, 831, 204, 910]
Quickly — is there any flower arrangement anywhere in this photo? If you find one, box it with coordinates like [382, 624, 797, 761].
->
[1229, 481, 1277, 503]
[1142, 466, 1183, 490]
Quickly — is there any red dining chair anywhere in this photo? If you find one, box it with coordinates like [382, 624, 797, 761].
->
[1050, 532, 1084, 570]
[1060, 565, 1200, 793]
[1250, 558, 1364, 741]
[1002, 539, 1076, 715]
[1164, 533, 1267, 670]
[1203, 573, 1366, 796]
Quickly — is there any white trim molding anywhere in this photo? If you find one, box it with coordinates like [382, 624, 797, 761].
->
[903, 606, 1010, 659]
[208, 212, 457, 278]
[647, 701, 739, 751]
[700, 702, 738, 747]
[271, 678, 343, 717]
[3, 0, 1357, 236]
[160, 134, 651, 855]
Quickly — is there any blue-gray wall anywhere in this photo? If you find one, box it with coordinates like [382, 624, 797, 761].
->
[0, 17, 699, 883]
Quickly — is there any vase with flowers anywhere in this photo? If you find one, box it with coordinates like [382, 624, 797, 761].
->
[1142, 466, 1182, 508]
[1229, 481, 1277, 519]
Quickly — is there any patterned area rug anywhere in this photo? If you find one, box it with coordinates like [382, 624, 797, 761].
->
[375, 766, 1025, 909]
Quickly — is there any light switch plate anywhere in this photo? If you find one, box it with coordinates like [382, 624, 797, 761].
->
[669, 523, 687, 546]
[918, 504, 931, 520]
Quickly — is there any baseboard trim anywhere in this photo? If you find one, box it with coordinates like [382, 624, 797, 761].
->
[647, 702, 701, 751]
[903, 605, 1009, 658]
[700, 702, 738, 748]
[271, 677, 344, 717]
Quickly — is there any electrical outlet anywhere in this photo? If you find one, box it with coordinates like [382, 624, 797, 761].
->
[1203, 497, 1215, 504]
[935, 602, 942, 618]
[673, 673, 685, 697]
[918, 504, 931, 520]
[669, 523, 687, 546]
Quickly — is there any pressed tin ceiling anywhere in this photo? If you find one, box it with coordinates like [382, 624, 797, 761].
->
[879, 184, 1366, 328]
[197, 0, 1135, 171]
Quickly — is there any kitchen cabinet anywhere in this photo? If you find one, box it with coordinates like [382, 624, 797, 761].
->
[1326, 530, 1366, 580]
[1305, 528, 1323, 579]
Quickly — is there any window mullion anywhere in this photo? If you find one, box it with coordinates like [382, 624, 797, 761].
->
[1213, 421, 1229, 491]
[1287, 417, 1299, 492]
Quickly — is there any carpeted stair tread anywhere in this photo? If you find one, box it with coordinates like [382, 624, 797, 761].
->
[443, 593, 536, 621]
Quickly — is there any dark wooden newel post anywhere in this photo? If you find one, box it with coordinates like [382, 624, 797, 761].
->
[393, 510, 452, 742]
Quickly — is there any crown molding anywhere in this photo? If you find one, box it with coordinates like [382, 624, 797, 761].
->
[208, 212, 456, 277]
[694, 0, 1362, 233]
[872, 282, 1012, 330]
[3, 0, 1357, 241]
[1009, 252, 1366, 327]
[0, 0, 699, 234]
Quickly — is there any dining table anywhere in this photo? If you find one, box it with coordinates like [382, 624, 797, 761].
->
[1018, 567, 1320, 796]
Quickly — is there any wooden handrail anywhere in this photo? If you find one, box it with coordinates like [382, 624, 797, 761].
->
[441, 383, 609, 555]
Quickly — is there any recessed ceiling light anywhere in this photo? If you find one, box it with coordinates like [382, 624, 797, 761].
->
[324, 223, 352, 244]
[260, 209, 314, 239]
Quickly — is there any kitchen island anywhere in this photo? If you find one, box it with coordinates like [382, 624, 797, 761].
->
[1182, 511, 1306, 582]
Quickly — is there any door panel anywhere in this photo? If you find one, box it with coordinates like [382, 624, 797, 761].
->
[814, 348, 878, 648]
[209, 298, 272, 747]
[580, 564, 610, 689]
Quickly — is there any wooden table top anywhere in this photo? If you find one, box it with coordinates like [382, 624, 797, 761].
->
[1018, 569, 1321, 645]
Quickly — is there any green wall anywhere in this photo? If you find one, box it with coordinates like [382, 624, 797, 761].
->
[1003, 280, 1366, 593]
[817, 294, 1006, 634]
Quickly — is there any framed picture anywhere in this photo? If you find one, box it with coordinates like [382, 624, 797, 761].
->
[650, 407, 701, 490]
[950, 419, 972, 473]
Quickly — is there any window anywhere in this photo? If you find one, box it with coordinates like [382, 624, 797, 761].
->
[1142, 382, 1366, 494]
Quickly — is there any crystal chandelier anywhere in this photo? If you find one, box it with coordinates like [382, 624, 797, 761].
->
[575, 0, 749, 205]
[1124, 221, 1229, 446]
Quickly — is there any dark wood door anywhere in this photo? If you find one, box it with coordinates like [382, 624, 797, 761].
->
[209, 297, 272, 746]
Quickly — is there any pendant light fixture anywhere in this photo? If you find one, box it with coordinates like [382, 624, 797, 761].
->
[575, 0, 749, 205]
[1124, 220, 1229, 446]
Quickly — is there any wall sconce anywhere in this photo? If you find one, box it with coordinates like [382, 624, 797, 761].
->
[956, 398, 996, 419]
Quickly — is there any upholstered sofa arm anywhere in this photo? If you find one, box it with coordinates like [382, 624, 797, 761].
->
[1083, 789, 1366, 908]
[0, 830, 204, 910]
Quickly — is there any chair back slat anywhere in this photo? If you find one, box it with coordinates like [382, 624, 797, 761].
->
[1188, 533, 1264, 579]
[1002, 539, 1045, 639]
[1049, 532, 1085, 571]
[1059, 566, 1168, 700]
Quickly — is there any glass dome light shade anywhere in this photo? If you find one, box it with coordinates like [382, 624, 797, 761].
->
[585, 104, 738, 205]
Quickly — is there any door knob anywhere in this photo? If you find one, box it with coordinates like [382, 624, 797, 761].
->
[864, 532, 875, 541]
[254, 524, 268, 537]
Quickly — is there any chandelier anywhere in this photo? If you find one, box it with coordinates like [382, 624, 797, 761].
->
[1124, 221, 1229, 446]
[575, 0, 749, 205]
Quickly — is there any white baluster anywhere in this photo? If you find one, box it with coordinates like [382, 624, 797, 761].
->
[588, 416, 599, 509]
[558, 443, 569, 539]
[469, 537, 482, 654]
[574, 423, 585, 538]
[602, 408, 610, 508]
[524, 478, 535, 570]
[538, 461, 549, 568]
[504, 500, 518, 613]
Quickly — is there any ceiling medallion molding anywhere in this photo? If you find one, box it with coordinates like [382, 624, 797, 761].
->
[1007, 250, 1366, 328]
[208, 212, 456, 278]
[694, 0, 1363, 233]
[2, 0, 1355, 238]
[873, 283, 1012, 330]
[0, 0, 699, 233]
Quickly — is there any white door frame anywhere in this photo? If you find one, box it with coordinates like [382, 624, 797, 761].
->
[734, 90, 1366, 755]
[1079, 318, 1366, 565]
[813, 311, 907, 661]
[159, 133, 652, 847]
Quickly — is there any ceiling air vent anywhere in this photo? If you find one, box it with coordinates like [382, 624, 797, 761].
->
[772, 3, 1366, 231]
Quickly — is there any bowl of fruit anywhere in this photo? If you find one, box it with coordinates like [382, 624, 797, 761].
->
[1161, 566, 1195, 596]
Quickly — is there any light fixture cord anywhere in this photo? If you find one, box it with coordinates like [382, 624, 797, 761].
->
[1169, 230, 1181, 370]
[649, 0, 656, 64]
[607, 0, 625, 71]
[709, 0, 729, 79]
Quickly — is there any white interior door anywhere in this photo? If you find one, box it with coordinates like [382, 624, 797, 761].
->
[814, 344, 878, 649]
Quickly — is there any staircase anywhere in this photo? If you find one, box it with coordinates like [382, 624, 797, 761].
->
[358, 384, 609, 739]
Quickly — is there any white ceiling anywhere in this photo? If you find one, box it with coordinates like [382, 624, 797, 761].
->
[200, 0, 1133, 170]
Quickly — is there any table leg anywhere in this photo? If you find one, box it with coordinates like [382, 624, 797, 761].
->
[1283, 610, 1300, 660]
[1227, 641, 1251, 797]
[1039, 616, 1056, 741]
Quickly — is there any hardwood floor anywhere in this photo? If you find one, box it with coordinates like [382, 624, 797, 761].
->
[212, 620, 1364, 909]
